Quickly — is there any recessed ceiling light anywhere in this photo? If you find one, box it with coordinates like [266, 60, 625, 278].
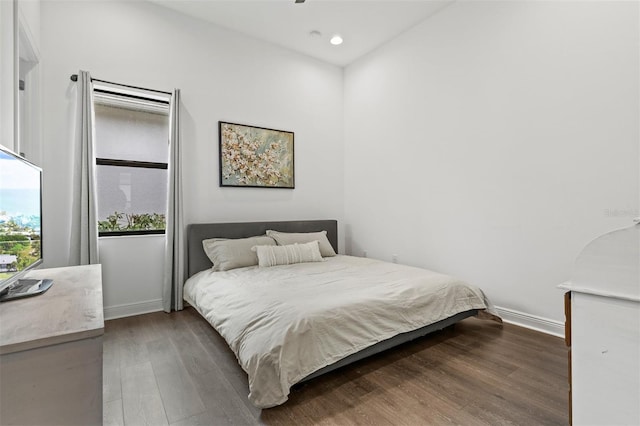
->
[330, 35, 343, 46]
[309, 30, 322, 38]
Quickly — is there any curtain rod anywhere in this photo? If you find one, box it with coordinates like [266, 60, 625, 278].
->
[69, 74, 172, 96]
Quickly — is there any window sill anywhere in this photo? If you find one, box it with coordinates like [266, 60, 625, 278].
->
[99, 230, 165, 238]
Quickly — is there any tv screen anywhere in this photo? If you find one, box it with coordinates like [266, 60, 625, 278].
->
[0, 145, 43, 293]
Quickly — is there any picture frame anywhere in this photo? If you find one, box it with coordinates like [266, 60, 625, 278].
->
[219, 121, 295, 189]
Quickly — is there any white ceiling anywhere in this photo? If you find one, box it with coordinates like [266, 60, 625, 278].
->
[150, 0, 453, 67]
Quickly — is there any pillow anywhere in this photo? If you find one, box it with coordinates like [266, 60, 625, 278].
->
[265, 230, 337, 257]
[202, 236, 276, 271]
[252, 241, 323, 267]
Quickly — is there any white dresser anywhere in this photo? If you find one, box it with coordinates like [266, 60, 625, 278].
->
[560, 224, 639, 426]
[0, 264, 104, 425]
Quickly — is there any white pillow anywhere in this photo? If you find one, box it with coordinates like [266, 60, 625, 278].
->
[265, 230, 336, 257]
[202, 236, 276, 271]
[252, 241, 324, 267]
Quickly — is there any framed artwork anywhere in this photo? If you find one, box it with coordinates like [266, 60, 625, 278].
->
[219, 121, 295, 189]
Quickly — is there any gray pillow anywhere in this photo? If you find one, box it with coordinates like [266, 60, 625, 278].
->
[265, 230, 336, 257]
[202, 236, 276, 271]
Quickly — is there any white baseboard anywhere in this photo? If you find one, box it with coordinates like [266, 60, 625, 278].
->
[494, 306, 564, 338]
[104, 299, 164, 321]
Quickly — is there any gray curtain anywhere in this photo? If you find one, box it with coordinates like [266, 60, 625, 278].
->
[163, 89, 185, 312]
[69, 70, 99, 265]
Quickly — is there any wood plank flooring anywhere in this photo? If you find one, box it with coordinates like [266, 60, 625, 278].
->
[103, 308, 568, 425]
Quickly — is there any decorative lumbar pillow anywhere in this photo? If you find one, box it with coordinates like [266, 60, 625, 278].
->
[252, 241, 323, 267]
[265, 230, 337, 257]
[202, 236, 276, 271]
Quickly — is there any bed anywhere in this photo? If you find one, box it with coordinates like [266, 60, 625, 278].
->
[183, 220, 501, 408]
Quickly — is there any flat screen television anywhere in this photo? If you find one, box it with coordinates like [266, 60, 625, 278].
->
[0, 145, 52, 301]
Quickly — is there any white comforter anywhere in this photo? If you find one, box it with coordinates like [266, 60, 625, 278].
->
[183, 255, 498, 408]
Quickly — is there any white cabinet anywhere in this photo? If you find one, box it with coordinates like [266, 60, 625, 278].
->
[0, 265, 104, 425]
[561, 224, 639, 425]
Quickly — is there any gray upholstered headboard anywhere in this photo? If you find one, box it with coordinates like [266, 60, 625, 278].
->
[186, 220, 338, 277]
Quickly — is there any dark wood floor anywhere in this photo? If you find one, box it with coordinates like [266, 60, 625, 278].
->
[103, 308, 568, 426]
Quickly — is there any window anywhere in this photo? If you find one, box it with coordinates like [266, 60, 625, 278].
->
[93, 82, 170, 236]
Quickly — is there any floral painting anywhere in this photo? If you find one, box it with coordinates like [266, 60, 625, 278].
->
[219, 122, 294, 188]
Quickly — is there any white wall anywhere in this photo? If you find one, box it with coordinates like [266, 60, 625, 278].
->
[39, 0, 638, 326]
[0, 0, 16, 151]
[40, 1, 344, 316]
[344, 1, 639, 328]
[99, 235, 165, 319]
[16, 0, 42, 165]
[1, 0, 41, 158]
[17, 0, 40, 54]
